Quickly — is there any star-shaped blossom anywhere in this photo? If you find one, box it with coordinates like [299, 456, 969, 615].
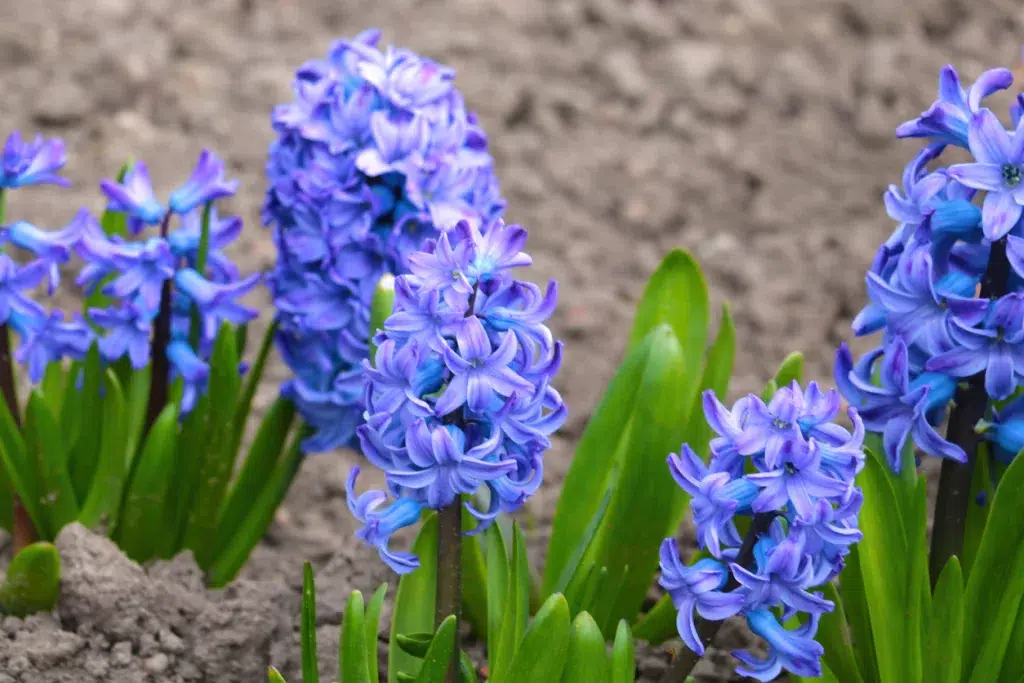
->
[89, 303, 153, 368]
[0, 131, 69, 189]
[173, 268, 260, 345]
[346, 467, 423, 574]
[168, 150, 239, 215]
[896, 65, 1013, 147]
[0, 255, 47, 324]
[735, 609, 825, 682]
[100, 162, 166, 234]
[12, 311, 93, 383]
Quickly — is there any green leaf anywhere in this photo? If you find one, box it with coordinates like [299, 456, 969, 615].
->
[0, 542, 61, 617]
[760, 379, 779, 402]
[632, 594, 675, 645]
[485, 523, 510, 675]
[301, 562, 320, 683]
[0, 446, 9, 532]
[459, 651, 479, 683]
[67, 344, 103, 504]
[585, 325, 694, 633]
[679, 304, 735, 463]
[499, 594, 571, 683]
[460, 506, 489, 639]
[0, 396, 44, 536]
[267, 666, 287, 683]
[968, 543, 1024, 682]
[627, 249, 709, 360]
[78, 370, 128, 528]
[116, 403, 178, 563]
[414, 615, 457, 683]
[906, 475, 930, 675]
[998, 584, 1024, 682]
[561, 611, 607, 683]
[341, 590, 371, 683]
[574, 565, 608, 620]
[963, 446, 1024, 679]
[841, 545, 880, 682]
[491, 523, 530, 683]
[214, 396, 296, 548]
[123, 365, 151, 465]
[396, 632, 434, 658]
[369, 273, 396, 362]
[160, 392, 209, 558]
[365, 583, 387, 683]
[609, 620, 636, 683]
[389, 514, 438, 683]
[543, 330, 653, 595]
[228, 320, 279, 462]
[924, 557, 963, 683]
[26, 391, 79, 536]
[183, 324, 242, 569]
[772, 351, 804, 386]
[805, 582, 862, 683]
[205, 425, 306, 587]
[856, 451, 912, 683]
[39, 360, 66, 417]
[963, 445, 993, 579]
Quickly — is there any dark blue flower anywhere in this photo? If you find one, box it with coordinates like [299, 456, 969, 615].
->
[167, 340, 210, 414]
[346, 467, 423, 574]
[0, 255, 47, 324]
[173, 268, 259, 346]
[746, 439, 849, 519]
[168, 150, 239, 215]
[0, 131, 69, 189]
[978, 395, 1024, 464]
[88, 303, 152, 368]
[13, 311, 93, 383]
[0, 209, 90, 291]
[735, 609, 824, 681]
[658, 540, 745, 656]
[731, 526, 834, 614]
[103, 238, 176, 312]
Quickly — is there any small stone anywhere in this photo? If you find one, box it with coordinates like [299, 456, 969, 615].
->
[0, 672, 15, 683]
[601, 49, 650, 101]
[145, 653, 170, 674]
[159, 628, 186, 654]
[85, 653, 110, 676]
[138, 632, 159, 656]
[112, 641, 134, 667]
[2, 617, 22, 635]
[7, 655, 29, 673]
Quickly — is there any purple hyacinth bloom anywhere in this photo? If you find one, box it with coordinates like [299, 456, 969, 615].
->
[883, 144, 947, 238]
[835, 341, 964, 470]
[667, 445, 757, 557]
[928, 293, 1024, 400]
[384, 277, 465, 348]
[746, 438, 849, 519]
[464, 220, 532, 280]
[864, 247, 988, 355]
[658, 539, 745, 656]
[168, 205, 243, 281]
[978, 395, 1024, 464]
[168, 150, 240, 215]
[434, 318, 535, 415]
[735, 609, 825, 682]
[0, 131, 69, 189]
[355, 46, 455, 110]
[174, 268, 260, 344]
[13, 311, 93, 383]
[346, 467, 423, 574]
[731, 529, 834, 614]
[896, 65, 1013, 147]
[407, 230, 474, 304]
[948, 109, 1024, 240]
[100, 162, 166, 234]
[167, 340, 210, 414]
[372, 420, 515, 509]
[361, 338, 440, 420]
[89, 303, 152, 368]
[104, 238, 177, 312]
[792, 490, 863, 583]
[1, 209, 90, 292]
[730, 387, 805, 469]
[0, 255, 47, 324]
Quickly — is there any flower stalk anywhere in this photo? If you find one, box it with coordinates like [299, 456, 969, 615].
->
[435, 497, 463, 683]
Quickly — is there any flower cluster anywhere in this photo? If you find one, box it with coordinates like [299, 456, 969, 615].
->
[0, 131, 258, 412]
[346, 219, 565, 573]
[659, 383, 864, 681]
[264, 29, 506, 453]
[838, 63, 1024, 471]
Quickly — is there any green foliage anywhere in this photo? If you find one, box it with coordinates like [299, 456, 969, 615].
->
[0, 542, 60, 617]
[390, 514, 439, 683]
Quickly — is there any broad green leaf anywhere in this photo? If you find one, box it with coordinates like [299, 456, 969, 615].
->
[67, 344, 103, 504]
[575, 565, 608, 619]
[907, 475, 930, 672]
[0, 448, 9, 532]
[116, 403, 178, 563]
[795, 662, 839, 683]
[627, 249, 709, 360]
[772, 351, 804, 386]
[123, 365, 151, 465]
[459, 651, 478, 683]
[543, 335, 652, 595]
[633, 594, 676, 645]
[963, 447, 1024, 679]
[302, 562, 320, 683]
[365, 583, 388, 683]
[561, 611, 607, 683]
[968, 543, 1024, 682]
[609, 620, 635, 683]
[389, 514, 438, 683]
[856, 452, 911, 683]
[998, 586, 1024, 682]
[490, 523, 531, 683]
[215, 397, 296, 547]
[396, 632, 434, 658]
[924, 557, 963, 683]
[228, 320, 279, 461]
[78, 370, 128, 528]
[963, 445, 993, 579]
[341, 590, 371, 683]
[841, 546, 880, 682]
[205, 426, 306, 587]
[499, 594, 571, 683]
[551, 485, 614, 601]
[0, 396, 45, 536]
[0, 541, 60, 617]
[267, 667, 287, 683]
[414, 615, 457, 683]
[39, 360, 65, 416]
[26, 391, 79, 536]
[586, 325, 693, 633]
[485, 523, 510, 674]
[184, 324, 241, 569]
[760, 379, 779, 402]
[369, 273, 396, 362]
[460, 507, 489, 639]
[160, 392, 209, 558]
[679, 304, 735, 463]
[807, 582, 862, 683]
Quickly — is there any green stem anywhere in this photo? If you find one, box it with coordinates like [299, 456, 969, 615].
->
[435, 498, 463, 683]
[189, 202, 213, 351]
[930, 237, 1009, 586]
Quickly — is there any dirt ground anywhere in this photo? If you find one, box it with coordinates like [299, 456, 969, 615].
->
[2, 0, 1023, 680]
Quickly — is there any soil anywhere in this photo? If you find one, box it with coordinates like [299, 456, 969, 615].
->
[1, 0, 1021, 680]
